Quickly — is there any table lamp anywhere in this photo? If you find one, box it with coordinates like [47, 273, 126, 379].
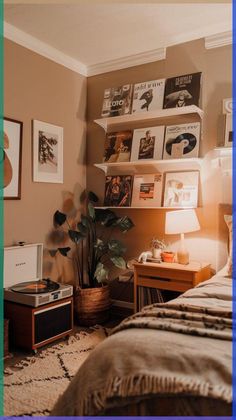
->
[165, 209, 200, 265]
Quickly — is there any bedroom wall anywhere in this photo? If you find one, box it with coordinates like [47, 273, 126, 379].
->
[87, 38, 232, 288]
[4, 39, 87, 283]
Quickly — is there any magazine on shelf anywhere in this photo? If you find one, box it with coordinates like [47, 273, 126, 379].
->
[101, 85, 133, 117]
[163, 122, 200, 159]
[163, 72, 202, 109]
[103, 131, 133, 163]
[163, 171, 199, 208]
[131, 79, 165, 114]
[130, 126, 165, 161]
[131, 173, 163, 208]
[104, 175, 133, 207]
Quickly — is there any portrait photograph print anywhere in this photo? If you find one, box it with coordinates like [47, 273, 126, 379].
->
[103, 131, 133, 163]
[33, 120, 63, 183]
[130, 126, 165, 161]
[104, 175, 133, 207]
[131, 173, 163, 207]
[163, 171, 199, 208]
[3, 117, 23, 199]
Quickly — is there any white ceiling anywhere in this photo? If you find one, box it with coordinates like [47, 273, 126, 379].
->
[4, 3, 232, 76]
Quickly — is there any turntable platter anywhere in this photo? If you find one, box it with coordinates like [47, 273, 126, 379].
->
[11, 279, 60, 294]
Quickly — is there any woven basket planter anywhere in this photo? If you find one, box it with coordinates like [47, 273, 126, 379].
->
[74, 284, 110, 326]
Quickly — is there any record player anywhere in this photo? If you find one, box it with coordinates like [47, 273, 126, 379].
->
[4, 243, 73, 307]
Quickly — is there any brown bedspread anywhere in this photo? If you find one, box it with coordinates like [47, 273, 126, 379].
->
[51, 275, 232, 416]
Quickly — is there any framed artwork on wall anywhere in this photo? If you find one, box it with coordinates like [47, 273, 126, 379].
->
[163, 171, 199, 208]
[3, 117, 23, 200]
[33, 120, 63, 183]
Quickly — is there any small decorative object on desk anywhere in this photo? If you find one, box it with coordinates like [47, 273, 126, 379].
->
[150, 238, 166, 260]
[161, 251, 175, 263]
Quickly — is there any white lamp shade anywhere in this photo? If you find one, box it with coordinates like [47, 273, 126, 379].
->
[165, 209, 200, 235]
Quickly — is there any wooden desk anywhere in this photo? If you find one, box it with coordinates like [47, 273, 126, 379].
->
[133, 261, 211, 312]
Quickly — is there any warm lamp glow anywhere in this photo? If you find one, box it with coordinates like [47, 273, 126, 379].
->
[165, 209, 200, 235]
[165, 210, 200, 265]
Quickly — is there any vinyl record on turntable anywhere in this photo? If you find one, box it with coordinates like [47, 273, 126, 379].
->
[11, 278, 60, 294]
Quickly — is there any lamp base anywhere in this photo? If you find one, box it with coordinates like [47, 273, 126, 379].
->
[177, 250, 189, 265]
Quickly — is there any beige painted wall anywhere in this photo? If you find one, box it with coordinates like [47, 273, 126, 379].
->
[4, 39, 87, 282]
[87, 38, 232, 276]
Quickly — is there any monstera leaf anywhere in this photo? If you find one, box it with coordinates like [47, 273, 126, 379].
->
[94, 239, 108, 253]
[108, 240, 126, 256]
[110, 256, 126, 269]
[53, 210, 67, 227]
[115, 216, 135, 232]
[94, 262, 109, 283]
[58, 247, 71, 256]
[80, 215, 90, 227]
[68, 230, 85, 243]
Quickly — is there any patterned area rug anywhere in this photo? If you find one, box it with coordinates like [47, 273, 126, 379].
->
[4, 326, 108, 416]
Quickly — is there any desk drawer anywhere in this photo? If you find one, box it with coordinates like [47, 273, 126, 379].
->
[136, 266, 194, 282]
[137, 276, 192, 292]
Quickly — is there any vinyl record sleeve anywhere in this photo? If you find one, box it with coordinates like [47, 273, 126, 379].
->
[130, 126, 165, 161]
[163, 171, 199, 208]
[163, 122, 200, 159]
[131, 173, 163, 207]
[104, 175, 133, 207]
[103, 131, 133, 163]
[101, 85, 133, 117]
[163, 72, 202, 109]
[132, 79, 165, 114]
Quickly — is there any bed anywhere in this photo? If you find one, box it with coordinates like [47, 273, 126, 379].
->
[51, 211, 232, 417]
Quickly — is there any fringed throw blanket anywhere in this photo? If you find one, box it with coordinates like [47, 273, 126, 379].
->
[51, 276, 232, 416]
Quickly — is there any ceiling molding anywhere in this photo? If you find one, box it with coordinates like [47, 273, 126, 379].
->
[205, 31, 232, 49]
[4, 21, 88, 76]
[87, 47, 166, 77]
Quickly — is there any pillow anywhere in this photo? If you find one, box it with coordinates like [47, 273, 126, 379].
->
[224, 214, 232, 277]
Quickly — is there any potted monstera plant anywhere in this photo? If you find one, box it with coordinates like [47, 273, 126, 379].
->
[52, 191, 134, 325]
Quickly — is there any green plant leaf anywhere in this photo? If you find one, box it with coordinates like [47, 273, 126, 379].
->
[108, 240, 126, 256]
[81, 215, 90, 227]
[53, 210, 67, 227]
[88, 191, 99, 203]
[68, 230, 85, 243]
[95, 208, 118, 226]
[115, 216, 135, 232]
[77, 222, 88, 235]
[110, 256, 126, 269]
[48, 249, 58, 257]
[58, 247, 71, 256]
[94, 262, 109, 283]
[94, 238, 107, 253]
[88, 202, 95, 220]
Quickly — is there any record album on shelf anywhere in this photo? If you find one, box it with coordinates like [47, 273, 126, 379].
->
[131, 173, 163, 208]
[132, 78, 165, 114]
[104, 175, 133, 207]
[130, 126, 165, 161]
[163, 72, 202, 109]
[103, 131, 133, 163]
[101, 84, 133, 117]
[163, 122, 200, 159]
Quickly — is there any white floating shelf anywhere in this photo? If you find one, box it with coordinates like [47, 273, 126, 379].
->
[95, 206, 196, 210]
[94, 158, 203, 174]
[214, 147, 232, 157]
[94, 105, 204, 131]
